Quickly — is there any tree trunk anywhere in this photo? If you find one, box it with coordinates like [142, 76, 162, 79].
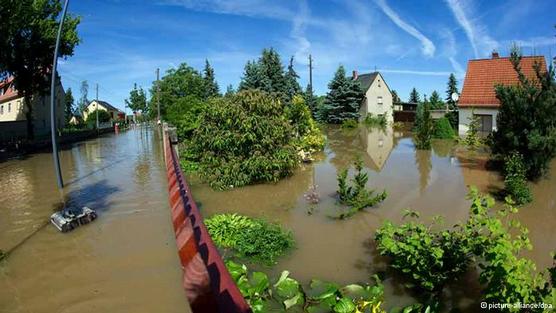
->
[24, 96, 34, 140]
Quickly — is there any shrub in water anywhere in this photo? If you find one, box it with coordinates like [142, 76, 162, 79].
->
[363, 113, 387, 128]
[341, 119, 358, 129]
[187, 90, 299, 190]
[205, 213, 294, 265]
[503, 152, 532, 205]
[335, 158, 387, 219]
[432, 117, 455, 139]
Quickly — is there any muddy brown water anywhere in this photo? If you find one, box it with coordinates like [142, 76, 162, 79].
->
[0, 127, 190, 313]
[189, 125, 556, 312]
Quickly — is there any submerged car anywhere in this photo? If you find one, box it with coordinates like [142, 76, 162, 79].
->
[50, 207, 97, 232]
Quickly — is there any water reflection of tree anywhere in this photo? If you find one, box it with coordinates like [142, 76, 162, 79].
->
[432, 139, 456, 158]
[327, 126, 366, 170]
[414, 148, 432, 193]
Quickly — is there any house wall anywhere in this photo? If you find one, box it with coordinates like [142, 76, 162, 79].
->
[360, 73, 393, 122]
[0, 83, 65, 138]
[458, 107, 499, 136]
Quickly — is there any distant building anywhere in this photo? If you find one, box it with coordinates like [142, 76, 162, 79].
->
[83, 100, 124, 122]
[353, 71, 393, 122]
[0, 76, 65, 141]
[458, 52, 547, 136]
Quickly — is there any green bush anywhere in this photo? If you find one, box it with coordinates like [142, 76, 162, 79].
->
[187, 90, 299, 190]
[432, 117, 455, 139]
[375, 214, 472, 298]
[205, 213, 294, 265]
[85, 109, 111, 128]
[414, 101, 433, 149]
[503, 152, 532, 205]
[335, 158, 387, 219]
[341, 119, 358, 129]
[225, 260, 388, 313]
[464, 112, 481, 149]
[363, 113, 387, 128]
[165, 95, 206, 139]
[288, 95, 325, 152]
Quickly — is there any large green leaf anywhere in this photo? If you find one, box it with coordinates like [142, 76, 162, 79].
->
[333, 298, 356, 313]
[249, 271, 270, 296]
[307, 279, 340, 300]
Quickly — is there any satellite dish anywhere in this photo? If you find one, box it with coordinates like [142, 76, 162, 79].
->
[451, 92, 459, 102]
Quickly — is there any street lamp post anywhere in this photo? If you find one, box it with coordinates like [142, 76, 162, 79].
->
[50, 0, 70, 189]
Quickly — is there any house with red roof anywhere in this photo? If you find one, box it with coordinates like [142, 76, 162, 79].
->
[458, 52, 547, 136]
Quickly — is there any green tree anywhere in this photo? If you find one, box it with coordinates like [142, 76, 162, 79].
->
[149, 63, 205, 120]
[64, 87, 75, 123]
[492, 47, 556, 179]
[321, 65, 364, 124]
[0, 0, 80, 139]
[85, 109, 110, 128]
[464, 110, 481, 149]
[409, 87, 420, 103]
[78, 80, 89, 114]
[414, 98, 433, 149]
[125, 83, 147, 114]
[238, 60, 266, 91]
[238, 48, 289, 101]
[203, 59, 220, 98]
[225, 84, 235, 97]
[429, 90, 445, 110]
[445, 73, 459, 110]
[284, 56, 302, 102]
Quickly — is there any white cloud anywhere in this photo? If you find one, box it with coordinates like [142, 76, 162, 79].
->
[445, 0, 498, 58]
[374, 0, 435, 57]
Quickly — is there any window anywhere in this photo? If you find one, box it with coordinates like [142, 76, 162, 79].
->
[0, 105, 3, 114]
[8, 103, 11, 113]
[377, 96, 383, 105]
[474, 114, 493, 133]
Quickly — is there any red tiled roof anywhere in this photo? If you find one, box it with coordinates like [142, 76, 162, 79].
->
[0, 76, 20, 103]
[458, 56, 547, 108]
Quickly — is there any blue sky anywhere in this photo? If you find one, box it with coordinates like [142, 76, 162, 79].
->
[59, 0, 556, 111]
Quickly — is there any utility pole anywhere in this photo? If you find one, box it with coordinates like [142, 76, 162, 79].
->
[308, 54, 313, 91]
[156, 68, 161, 125]
[95, 83, 99, 130]
[49, 0, 70, 189]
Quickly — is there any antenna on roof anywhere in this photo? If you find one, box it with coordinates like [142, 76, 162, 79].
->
[374, 65, 377, 72]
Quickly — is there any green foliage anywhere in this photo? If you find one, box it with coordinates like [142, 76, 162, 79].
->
[444, 110, 458, 130]
[492, 47, 556, 179]
[503, 152, 532, 205]
[414, 101, 433, 149]
[64, 88, 75, 123]
[203, 59, 220, 98]
[150, 63, 206, 120]
[375, 216, 472, 299]
[289, 95, 325, 153]
[0, 0, 81, 138]
[285, 56, 302, 103]
[335, 159, 387, 219]
[428, 91, 445, 110]
[363, 113, 387, 128]
[464, 188, 549, 308]
[464, 111, 481, 149]
[445, 74, 459, 110]
[321, 65, 365, 124]
[206, 213, 294, 265]
[165, 95, 205, 139]
[225, 84, 235, 97]
[85, 109, 111, 127]
[186, 90, 299, 190]
[341, 119, 358, 129]
[409, 88, 420, 103]
[125, 83, 147, 114]
[432, 117, 455, 139]
[375, 187, 553, 309]
[304, 84, 319, 118]
[225, 260, 387, 313]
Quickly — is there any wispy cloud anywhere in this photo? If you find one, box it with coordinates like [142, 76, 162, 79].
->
[508, 36, 556, 49]
[444, 0, 498, 58]
[290, 0, 311, 65]
[440, 29, 465, 78]
[374, 0, 435, 57]
[158, 0, 293, 20]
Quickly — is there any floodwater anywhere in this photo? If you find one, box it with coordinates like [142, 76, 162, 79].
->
[0, 127, 190, 313]
[189, 125, 556, 311]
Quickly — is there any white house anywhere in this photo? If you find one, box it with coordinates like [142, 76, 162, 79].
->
[458, 52, 547, 136]
[0, 75, 66, 141]
[353, 71, 393, 122]
[83, 100, 124, 122]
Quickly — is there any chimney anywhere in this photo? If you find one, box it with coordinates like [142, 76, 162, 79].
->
[491, 50, 499, 59]
[352, 70, 358, 80]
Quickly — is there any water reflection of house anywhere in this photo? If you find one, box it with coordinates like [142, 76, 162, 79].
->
[458, 52, 546, 136]
[360, 126, 394, 170]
